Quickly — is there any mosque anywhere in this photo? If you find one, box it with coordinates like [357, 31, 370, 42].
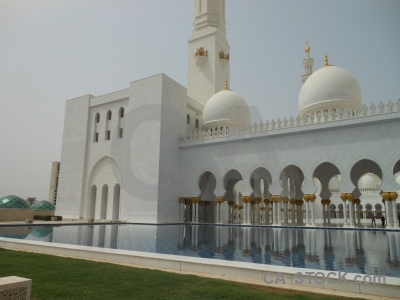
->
[56, 0, 400, 229]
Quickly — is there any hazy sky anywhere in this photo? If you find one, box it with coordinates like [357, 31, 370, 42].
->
[1, 0, 399, 200]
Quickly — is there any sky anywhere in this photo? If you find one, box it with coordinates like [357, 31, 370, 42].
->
[1, 0, 399, 200]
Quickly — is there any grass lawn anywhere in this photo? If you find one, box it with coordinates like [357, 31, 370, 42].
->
[0, 248, 352, 300]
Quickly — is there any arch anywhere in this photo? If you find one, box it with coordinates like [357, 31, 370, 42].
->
[279, 164, 304, 198]
[100, 184, 108, 220]
[118, 107, 124, 138]
[374, 203, 382, 218]
[312, 162, 341, 199]
[249, 167, 272, 198]
[223, 169, 243, 202]
[329, 203, 336, 219]
[365, 203, 373, 219]
[88, 156, 122, 219]
[393, 160, 400, 187]
[112, 184, 121, 220]
[198, 171, 216, 201]
[338, 203, 344, 218]
[350, 159, 382, 197]
[89, 185, 97, 220]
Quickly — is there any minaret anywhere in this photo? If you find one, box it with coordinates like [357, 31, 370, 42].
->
[187, 0, 230, 106]
[301, 40, 314, 83]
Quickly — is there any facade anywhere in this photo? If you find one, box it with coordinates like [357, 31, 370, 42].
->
[56, 0, 400, 228]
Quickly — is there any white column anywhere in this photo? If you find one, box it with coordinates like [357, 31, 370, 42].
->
[348, 201, 355, 228]
[191, 199, 197, 223]
[341, 194, 348, 228]
[290, 200, 296, 224]
[327, 201, 331, 225]
[310, 200, 316, 226]
[304, 198, 311, 226]
[391, 193, 399, 228]
[277, 199, 282, 225]
[283, 199, 289, 224]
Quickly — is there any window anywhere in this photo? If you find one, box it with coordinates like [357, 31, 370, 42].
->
[118, 107, 124, 138]
[186, 114, 190, 124]
[195, 119, 199, 129]
[94, 113, 100, 142]
[106, 110, 112, 140]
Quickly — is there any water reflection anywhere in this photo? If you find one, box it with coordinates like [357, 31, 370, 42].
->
[0, 224, 399, 278]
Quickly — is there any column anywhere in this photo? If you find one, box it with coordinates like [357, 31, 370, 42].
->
[272, 195, 282, 226]
[179, 197, 185, 223]
[348, 195, 355, 228]
[392, 192, 399, 228]
[290, 199, 297, 224]
[264, 199, 271, 224]
[254, 198, 261, 224]
[321, 199, 327, 224]
[242, 196, 252, 225]
[215, 196, 224, 224]
[326, 199, 331, 225]
[354, 199, 361, 225]
[250, 200, 255, 224]
[282, 197, 289, 224]
[304, 195, 311, 226]
[194, 197, 201, 223]
[309, 194, 316, 227]
[191, 197, 197, 223]
[340, 193, 348, 228]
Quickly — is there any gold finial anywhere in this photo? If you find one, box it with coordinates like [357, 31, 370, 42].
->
[224, 79, 229, 90]
[305, 40, 310, 57]
[324, 53, 330, 66]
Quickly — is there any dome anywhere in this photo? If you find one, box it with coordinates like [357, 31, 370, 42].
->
[328, 175, 341, 190]
[358, 173, 381, 190]
[31, 200, 55, 211]
[299, 65, 362, 117]
[202, 89, 251, 130]
[0, 195, 30, 209]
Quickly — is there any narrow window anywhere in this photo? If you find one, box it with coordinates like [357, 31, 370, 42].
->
[94, 113, 100, 142]
[118, 107, 124, 138]
[195, 119, 199, 129]
[106, 110, 112, 140]
[186, 114, 190, 124]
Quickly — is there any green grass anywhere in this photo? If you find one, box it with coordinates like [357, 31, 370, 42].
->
[0, 248, 351, 300]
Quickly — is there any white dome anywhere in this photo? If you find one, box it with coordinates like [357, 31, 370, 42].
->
[328, 175, 341, 190]
[202, 89, 251, 130]
[299, 65, 362, 117]
[358, 173, 381, 190]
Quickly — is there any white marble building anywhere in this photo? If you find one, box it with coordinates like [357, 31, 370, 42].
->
[56, 0, 400, 228]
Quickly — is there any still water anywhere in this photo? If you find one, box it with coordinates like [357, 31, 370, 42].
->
[1, 224, 399, 278]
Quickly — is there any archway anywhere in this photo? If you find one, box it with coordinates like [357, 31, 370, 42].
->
[198, 171, 216, 201]
[279, 165, 304, 198]
[223, 169, 243, 202]
[312, 162, 341, 199]
[250, 167, 272, 199]
[350, 159, 382, 198]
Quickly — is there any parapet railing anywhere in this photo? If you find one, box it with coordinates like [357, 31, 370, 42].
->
[179, 99, 400, 143]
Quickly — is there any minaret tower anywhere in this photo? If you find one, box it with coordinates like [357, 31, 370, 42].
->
[301, 40, 314, 83]
[187, 0, 230, 106]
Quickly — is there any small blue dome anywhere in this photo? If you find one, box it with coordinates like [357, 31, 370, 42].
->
[31, 200, 55, 211]
[0, 195, 30, 209]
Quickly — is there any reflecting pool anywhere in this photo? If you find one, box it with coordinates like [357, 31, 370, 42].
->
[1, 224, 399, 278]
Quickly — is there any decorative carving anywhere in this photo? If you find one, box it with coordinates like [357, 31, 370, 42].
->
[219, 51, 230, 60]
[195, 48, 208, 58]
